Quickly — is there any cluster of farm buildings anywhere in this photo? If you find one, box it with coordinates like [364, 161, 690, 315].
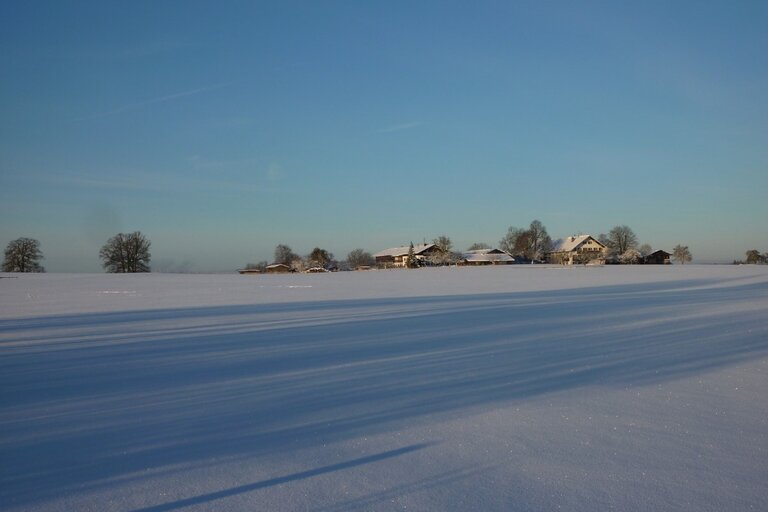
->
[373, 235, 671, 268]
[244, 235, 672, 274]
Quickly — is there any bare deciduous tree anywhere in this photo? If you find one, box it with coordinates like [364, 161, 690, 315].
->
[346, 249, 374, 269]
[467, 242, 491, 251]
[274, 244, 298, 265]
[499, 220, 552, 261]
[100, 232, 151, 273]
[432, 236, 452, 253]
[430, 235, 454, 266]
[606, 225, 638, 255]
[499, 226, 526, 256]
[527, 220, 553, 261]
[672, 245, 692, 264]
[2, 237, 45, 272]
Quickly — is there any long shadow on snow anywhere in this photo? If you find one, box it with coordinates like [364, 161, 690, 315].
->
[1, 277, 767, 508]
[0, 278, 726, 335]
[129, 442, 434, 512]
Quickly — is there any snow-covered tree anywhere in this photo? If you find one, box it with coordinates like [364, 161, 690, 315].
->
[620, 248, 642, 264]
[289, 256, 306, 272]
[745, 250, 767, 264]
[672, 245, 692, 264]
[308, 247, 333, 268]
[430, 235, 454, 266]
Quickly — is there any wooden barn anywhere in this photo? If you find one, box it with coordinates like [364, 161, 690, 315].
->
[643, 250, 671, 265]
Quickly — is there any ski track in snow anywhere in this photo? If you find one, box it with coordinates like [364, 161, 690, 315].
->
[1, 265, 767, 511]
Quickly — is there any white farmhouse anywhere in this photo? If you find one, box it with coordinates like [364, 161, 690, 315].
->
[548, 235, 606, 264]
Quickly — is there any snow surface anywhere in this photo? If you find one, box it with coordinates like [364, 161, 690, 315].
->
[1, 265, 767, 511]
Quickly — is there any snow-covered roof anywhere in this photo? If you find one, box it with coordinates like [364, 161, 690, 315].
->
[461, 249, 514, 263]
[551, 235, 605, 253]
[373, 243, 436, 258]
[464, 248, 507, 255]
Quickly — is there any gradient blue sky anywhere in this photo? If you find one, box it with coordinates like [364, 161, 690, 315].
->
[2, 1, 766, 271]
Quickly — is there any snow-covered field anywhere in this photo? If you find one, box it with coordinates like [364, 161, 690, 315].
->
[1, 265, 767, 511]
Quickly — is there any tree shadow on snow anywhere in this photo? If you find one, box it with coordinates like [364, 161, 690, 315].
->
[128, 442, 434, 512]
[1, 275, 767, 509]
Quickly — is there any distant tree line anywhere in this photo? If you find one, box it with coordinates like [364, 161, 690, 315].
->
[16, 225, 768, 273]
[245, 245, 376, 272]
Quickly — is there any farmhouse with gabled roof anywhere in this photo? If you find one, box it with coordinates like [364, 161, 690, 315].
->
[373, 243, 440, 268]
[548, 235, 606, 265]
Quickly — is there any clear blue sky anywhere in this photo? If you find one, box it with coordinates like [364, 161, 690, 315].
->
[2, 1, 766, 271]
